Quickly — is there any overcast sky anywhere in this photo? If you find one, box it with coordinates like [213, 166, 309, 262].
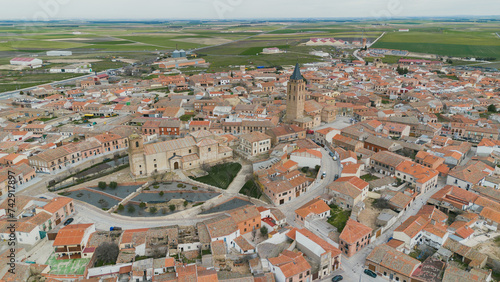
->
[1, 0, 499, 21]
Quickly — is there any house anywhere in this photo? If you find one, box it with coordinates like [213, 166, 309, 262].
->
[266, 125, 306, 145]
[477, 138, 500, 156]
[203, 215, 239, 250]
[294, 197, 330, 224]
[228, 205, 261, 235]
[288, 228, 342, 279]
[365, 244, 421, 282]
[313, 127, 340, 145]
[479, 207, 500, 231]
[446, 161, 493, 190]
[370, 151, 409, 176]
[327, 176, 369, 210]
[332, 134, 363, 152]
[415, 151, 445, 170]
[395, 160, 439, 193]
[39, 196, 74, 226]
[238, 132, 272, 157]
[233, 235, 255, 254]
[53, 223, 96, 259]
[363, 135, 402, 152]
[382, 122, 410, 138]
[339, 219, 372, 257]
[428, 185, 480, 212]
[268, 250, 311, 282]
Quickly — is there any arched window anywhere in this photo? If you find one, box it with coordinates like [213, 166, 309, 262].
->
[135, 141, 139, 147]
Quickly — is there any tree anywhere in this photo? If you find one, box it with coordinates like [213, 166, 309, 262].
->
[169, 204, 176, 212]
[127, 205, 136, 213]
[109, 182, 118, 189]
[373, 198, 390, 209]
[94, 242, 119, 266]
[98, 181, 107, 190]
[488, 104, 497, 113]
[159, 191, 164, 197]
[117, 204, 124, 211]
[139, 202, 146, 209]
[149, 207, 158, 214]
[183, 200, 188, 207]
[260, 226, 268, 237]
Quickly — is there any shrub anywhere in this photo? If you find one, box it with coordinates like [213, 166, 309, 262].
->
[109, 182, 118, 189]
[159, 191, 164, 196]
[98, 181, 107, 190]
[161, 207, 168, 214]
[183, 200, 188, 207]
[169, 205, 176, 211]
[139, 202, 146, 209]
[153, 185, 159, 189]
[177, 183, 183, 188]
[149, 207, 158, 214]
[117, 204, 124, 211]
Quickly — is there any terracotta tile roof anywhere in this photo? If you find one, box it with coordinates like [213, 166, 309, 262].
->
[42, 197, 73, 214]
[366, 244, 420, 277]
[396, 160, 439, 184]
[268, 251, 311, 279]
[335, 176, 368, 190]
[480, 207, 500, 224]
[204, 215, 238, 238]
[233, 236, 254, 252]
[339, 219, 372, 244]
[53, 223, 93, 246]
[295, 197, 330, 219]
[394, 215, 428, 238]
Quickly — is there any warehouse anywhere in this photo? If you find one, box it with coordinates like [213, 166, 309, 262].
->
[10, 57, 43, 68]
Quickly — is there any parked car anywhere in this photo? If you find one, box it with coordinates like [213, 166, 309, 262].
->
[306, 129, 314, 134]
[331, 275, 343, 281]
[334, 174, 339, 180]
[329, 152, 334, 157]
[364, 269, 377, 278]
[110, 226, 122, 231]
[63, 218, 74, 226]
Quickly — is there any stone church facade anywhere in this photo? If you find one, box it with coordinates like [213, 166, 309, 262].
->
[128, 130, 233, 176]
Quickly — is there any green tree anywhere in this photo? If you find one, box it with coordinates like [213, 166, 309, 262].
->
[109, 182, 118, 189]
[149, 207, 158, 214]
[159, 191, 164, 197]
[488, 104, 497, 113]
[169, 205, 176, 212]
[98, 181, 107, 190]
[127, 205, 136, 213]
[117, 204, 124, 211]
[183, 200, 188, 207]
[139, 202, 146, 209]
[260, 226, 268, 237]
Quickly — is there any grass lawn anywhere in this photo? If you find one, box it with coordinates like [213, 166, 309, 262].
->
[45, 253, 90, 275]
[327, 204, 351, 232]
[360, 174, 379, 182]
[239, 180, 262, 199]
[191, 162, 242, 189]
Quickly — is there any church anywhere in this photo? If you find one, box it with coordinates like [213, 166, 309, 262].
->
[128, 130, 233, 176]
[285, 63, 322, 129]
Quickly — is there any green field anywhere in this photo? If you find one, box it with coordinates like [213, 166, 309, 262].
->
[190, 162, 242, 189]
[372, 31, 500, 59]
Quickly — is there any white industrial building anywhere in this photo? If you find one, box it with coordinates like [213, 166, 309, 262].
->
[50, 63, 92, 74]
[47, 50, 72, 56]
[10, 57, 43, 68]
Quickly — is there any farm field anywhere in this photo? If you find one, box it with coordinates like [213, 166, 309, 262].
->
[372, 30, 500, 60]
